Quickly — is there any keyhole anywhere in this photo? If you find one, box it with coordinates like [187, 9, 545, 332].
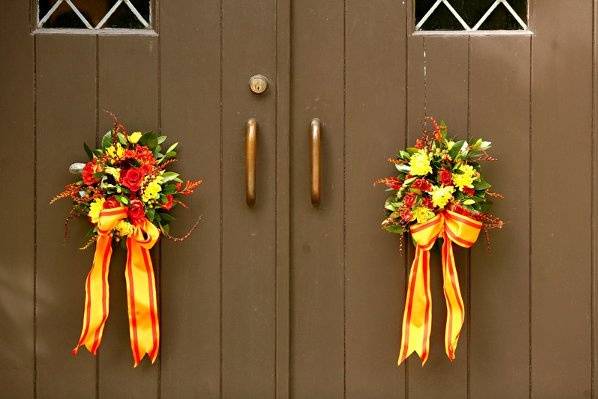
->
[249, 74, 269, 94]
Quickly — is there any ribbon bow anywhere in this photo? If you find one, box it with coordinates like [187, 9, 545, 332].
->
[398, 209, 482, 365]
[72, 207, 160, 366]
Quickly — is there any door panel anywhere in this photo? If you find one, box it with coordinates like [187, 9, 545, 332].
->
[0, 2, 34, 398]
[344, 1, 407, 398]
[221, 0, 278, 397]
[160, 0, 222, 396]
[406, 35, 469, 398]
[290, 0, 345, 397]
[469, 36, 530, 398]
[36, 34, 97, 399]
[97, 35, 160, 398]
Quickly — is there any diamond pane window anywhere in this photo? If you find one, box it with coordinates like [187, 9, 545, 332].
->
[37, 0, 152, 31]
[415, 0, 528, 32]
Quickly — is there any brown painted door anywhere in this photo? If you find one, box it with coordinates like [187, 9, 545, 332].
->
[1, 0, 597, 398]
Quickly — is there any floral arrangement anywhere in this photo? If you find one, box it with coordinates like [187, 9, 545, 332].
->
[52, 116, 201, 366]
[52, 117, 201, 247]
[377, 117, 503, 366]
[377, 117, 503, 238]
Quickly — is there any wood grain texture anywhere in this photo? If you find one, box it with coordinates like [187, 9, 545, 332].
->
[406, 35, 469, 398]
[36, 34, 97, 399]
[0, 2, 34, 398]
[97, 35, 160, 398]
[469, 35, 530, 398]
[290, 0, 345, 397]
[159, 0, 221, 396]
[530, 1, 593, 397]
[344, 0, 407, 397]
[220, 0, 278, 396]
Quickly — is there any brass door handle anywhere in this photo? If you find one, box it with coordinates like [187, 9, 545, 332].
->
[310, 118, 321, 205]
[246, 118, 257, 206]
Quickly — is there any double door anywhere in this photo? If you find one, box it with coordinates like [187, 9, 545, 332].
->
[2, 0, 595, 398]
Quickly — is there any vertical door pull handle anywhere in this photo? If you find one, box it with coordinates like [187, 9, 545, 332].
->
[246, 118, 257, 207]
[310, 118, 321, 206]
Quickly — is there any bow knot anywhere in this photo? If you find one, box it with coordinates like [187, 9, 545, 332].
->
[398, 210, 482, 365]
[73, 207, 160, 366]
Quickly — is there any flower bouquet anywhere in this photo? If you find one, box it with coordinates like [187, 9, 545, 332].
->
[52, 116, 201, 366]
[377, 117, 502, 365]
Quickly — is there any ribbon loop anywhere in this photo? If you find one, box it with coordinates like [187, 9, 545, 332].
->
[398, 210, 482, 366]
[73, 207, 160, 366]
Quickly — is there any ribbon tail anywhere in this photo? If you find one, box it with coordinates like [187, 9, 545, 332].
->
[73, 234, 112, 356]
[441, 236, 465, 361]
[398, 246, 432, 366]
[125, 237, 160, 367]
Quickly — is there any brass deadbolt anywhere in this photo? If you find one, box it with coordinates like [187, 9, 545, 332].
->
[249, 74, 269, 94]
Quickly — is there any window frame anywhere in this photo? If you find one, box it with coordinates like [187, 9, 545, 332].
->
[411, 0, 533, 36]
[32, 0, 158, 35]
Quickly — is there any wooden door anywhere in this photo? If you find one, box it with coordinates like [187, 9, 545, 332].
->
[1, 0, 597, 398]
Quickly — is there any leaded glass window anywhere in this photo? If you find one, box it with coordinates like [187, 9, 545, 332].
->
[37, 0, 152, 31]
[415, 0, 528, 32]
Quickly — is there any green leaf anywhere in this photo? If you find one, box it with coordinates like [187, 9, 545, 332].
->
[473, 179, 491, 190]
[139, 132, 159, 150]
[384, 224, 405, 234]
[161, 171, 180, 183]
[448, 140, 465, 160]
[406, 147, 419, 154]
[117, 133, 127, 145]
[145, 207, 155, 221]
[160, 223, 170, 234]
[162, 183, 177, 195]
[101, 131, 114, 149]
[463, 199, 475, 205]
[115, 195, 129, 205]
[83, 142, 94, 160]
[165, 142, 178, 154]
[157, 135, 167, 145]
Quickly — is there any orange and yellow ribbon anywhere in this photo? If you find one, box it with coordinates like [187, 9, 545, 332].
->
[72, 207, 160, 366]
[398, 209, 482, 365]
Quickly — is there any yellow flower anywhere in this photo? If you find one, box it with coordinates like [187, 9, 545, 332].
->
[430, 185, 454, 209]
[104, 166, 120, 181]
[88, 198, 105, 224]
[115, 220, 134, 237]
[452, 164, 477, 190]
[409, 149, 433, 176]
[106, 143, 125, 160]
[128, 131, 143, 144]
[141, 176, 164, 203]
[413, 206, 435, 224]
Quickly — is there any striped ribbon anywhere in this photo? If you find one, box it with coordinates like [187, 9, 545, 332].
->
[398, 210, 482, 365]
[72, 206, 160, 366]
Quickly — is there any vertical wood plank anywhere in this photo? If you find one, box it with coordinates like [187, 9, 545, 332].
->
[290, 0, 345, 397]
[594, 0, 598, 397]
[36, 34, 97, 398]
[469, 36, 530, 398]
[97, 35, 159, 398]
[531, 1, 593, 397]
[221, 0, 278, 396]
[159, 0, 221, 396]
[0, 2, 34, 398]
[344, 0, 407, 397]
[275, 0, 292, 395]
[406, 34, 469, 398]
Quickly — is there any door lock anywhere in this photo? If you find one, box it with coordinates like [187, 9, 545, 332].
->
[249, 74, 269, 94]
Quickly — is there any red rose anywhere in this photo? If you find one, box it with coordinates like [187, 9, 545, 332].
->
[120, 167, 145, 192]
[438, 169, 452, 186]
[104, 196, 120, 209]
[400, 208, 413, 223]
[162, 194, 174, 210]
[422, 196, 434, 209]
[128, 199, 146, 225]
[82, 161, 98, 186]
[403, 193, 416, 208]
[462, 187, 475, 196]
[412, 178, 432, 192]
